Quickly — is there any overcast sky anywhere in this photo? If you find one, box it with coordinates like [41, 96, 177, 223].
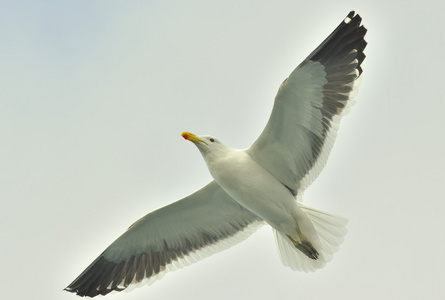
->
[2, 0, 444, 299]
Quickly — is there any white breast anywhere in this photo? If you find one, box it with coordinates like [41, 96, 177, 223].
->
[205, 149, 299, 233]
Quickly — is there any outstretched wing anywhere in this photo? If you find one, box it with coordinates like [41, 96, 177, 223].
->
[65, 181, 263, 297]
[248, 11, 367, 195]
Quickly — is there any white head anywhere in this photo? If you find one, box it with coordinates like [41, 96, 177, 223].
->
[181, 131, 231, 161]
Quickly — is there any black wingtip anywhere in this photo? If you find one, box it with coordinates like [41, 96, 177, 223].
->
[63, 255, 120, 298]
[344, 10, 361, 25]
[305, 10, 367, 65]
[345, 10, 356, 21]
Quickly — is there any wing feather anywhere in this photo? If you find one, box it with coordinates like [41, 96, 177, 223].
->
[248, 11, 367, 194]
[65, 181, 263, 297]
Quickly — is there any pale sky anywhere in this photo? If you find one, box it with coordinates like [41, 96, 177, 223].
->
[2, 1, 444, 299]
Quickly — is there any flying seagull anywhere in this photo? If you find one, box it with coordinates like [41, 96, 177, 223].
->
[65, 11, 367, 297]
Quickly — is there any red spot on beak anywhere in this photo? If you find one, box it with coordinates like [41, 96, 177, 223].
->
[182, 134, 189, 140]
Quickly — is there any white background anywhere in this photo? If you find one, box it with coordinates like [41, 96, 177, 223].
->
[2, 0, 444, 299]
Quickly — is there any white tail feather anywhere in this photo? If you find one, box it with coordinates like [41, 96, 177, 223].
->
[274, 205, 347, 272]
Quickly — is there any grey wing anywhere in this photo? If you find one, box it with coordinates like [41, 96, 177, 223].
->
[248, 11, 367, 195]
[65, 181, 263, 297]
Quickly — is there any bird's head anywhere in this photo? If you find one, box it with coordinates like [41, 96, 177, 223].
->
[181, 131, 229, 158]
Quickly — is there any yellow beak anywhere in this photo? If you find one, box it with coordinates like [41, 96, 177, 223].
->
[181, 131, 208, 146]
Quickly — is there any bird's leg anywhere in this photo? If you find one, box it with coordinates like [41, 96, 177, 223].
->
[286, 230, 319, 260]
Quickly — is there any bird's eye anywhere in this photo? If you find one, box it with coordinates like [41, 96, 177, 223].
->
[209, 138, 215, 143]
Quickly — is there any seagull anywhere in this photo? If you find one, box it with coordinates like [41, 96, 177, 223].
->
[65, 11, 367, 297]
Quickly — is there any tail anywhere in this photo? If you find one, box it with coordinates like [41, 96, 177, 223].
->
[274, 205, 347, 272]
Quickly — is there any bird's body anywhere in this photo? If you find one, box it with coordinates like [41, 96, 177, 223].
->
[197, 140, 315, 252]
[212, 148, 299, 231]
[65, 11, 367, 297]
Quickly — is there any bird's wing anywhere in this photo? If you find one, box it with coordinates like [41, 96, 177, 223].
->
[247, 11, 367, 195]
[65, 181, 263, 297]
